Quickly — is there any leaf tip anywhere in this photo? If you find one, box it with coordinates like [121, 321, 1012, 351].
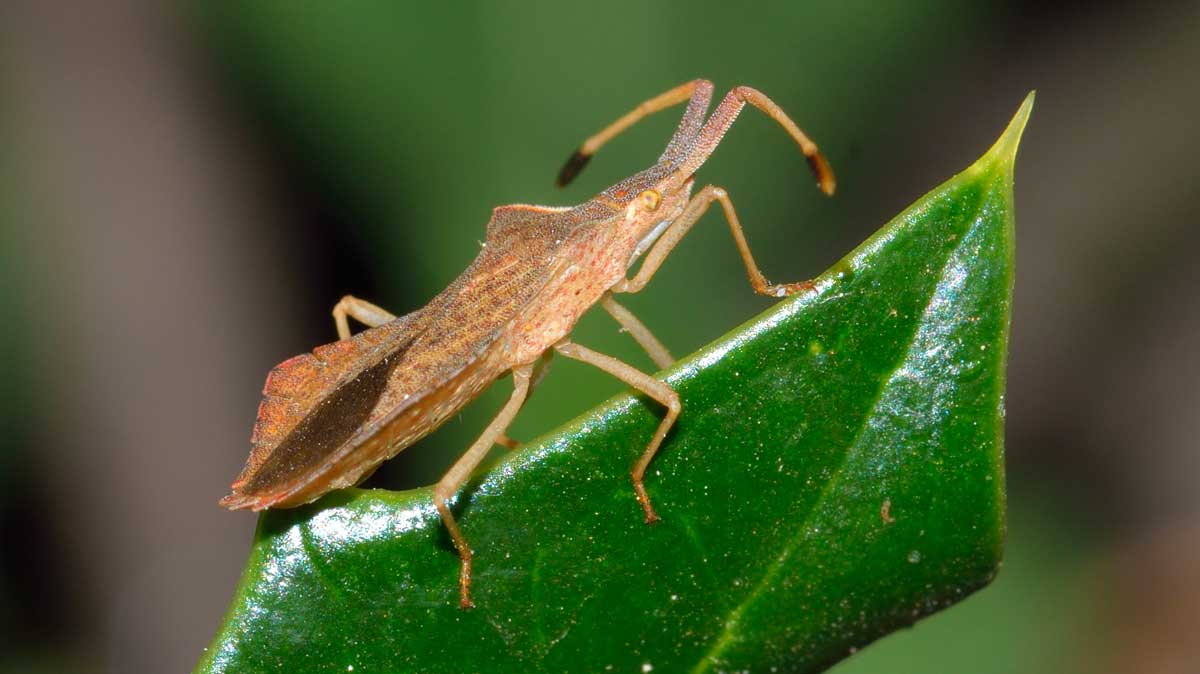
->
[979, 91, 1035, 173]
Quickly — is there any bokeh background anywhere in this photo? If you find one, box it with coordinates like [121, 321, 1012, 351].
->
[2, 2, 1197, 672]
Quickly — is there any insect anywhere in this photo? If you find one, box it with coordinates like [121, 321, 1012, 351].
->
[221, 79, 835, 608]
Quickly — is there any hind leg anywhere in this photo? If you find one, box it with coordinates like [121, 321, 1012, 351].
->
[433, 363, 534, 608]
[494, 350, 554, 450]
[332, 295, 396, 339]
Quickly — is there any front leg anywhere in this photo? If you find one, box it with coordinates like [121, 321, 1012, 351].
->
[612, 184, 816, 299]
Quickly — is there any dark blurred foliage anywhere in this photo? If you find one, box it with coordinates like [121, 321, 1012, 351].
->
[1, 1, 1197, 672]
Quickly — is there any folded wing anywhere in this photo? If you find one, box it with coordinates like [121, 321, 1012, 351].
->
[221, 309, 428, 509]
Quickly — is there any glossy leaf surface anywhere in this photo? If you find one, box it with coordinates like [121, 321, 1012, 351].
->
[197, 95, 1030, 674]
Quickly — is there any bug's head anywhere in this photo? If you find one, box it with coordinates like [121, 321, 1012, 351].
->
[612, 170, 695, 261]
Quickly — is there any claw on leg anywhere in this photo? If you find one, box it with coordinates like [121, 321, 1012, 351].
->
[762, 280, 817, 298]
[494, 434, 522, 451]
[633, 477, 660, 524]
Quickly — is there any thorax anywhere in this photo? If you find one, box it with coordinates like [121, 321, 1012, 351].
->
[503, 222, 637, 364]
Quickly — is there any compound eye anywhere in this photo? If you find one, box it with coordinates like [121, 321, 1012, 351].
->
[638, 189, 662, 211]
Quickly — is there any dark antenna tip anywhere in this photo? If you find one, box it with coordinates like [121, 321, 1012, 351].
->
[556, 150, 592, 188]
[806, 152, 837, 197]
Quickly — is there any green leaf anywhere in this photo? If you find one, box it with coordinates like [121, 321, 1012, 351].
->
[197, 94, 1031, 674]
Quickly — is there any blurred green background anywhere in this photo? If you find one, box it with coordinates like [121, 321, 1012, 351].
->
[2, 2, 1197, 672]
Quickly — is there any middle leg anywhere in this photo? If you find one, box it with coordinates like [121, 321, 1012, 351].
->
[554, 339, 680, 523]
[600, 292, 674, 370]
